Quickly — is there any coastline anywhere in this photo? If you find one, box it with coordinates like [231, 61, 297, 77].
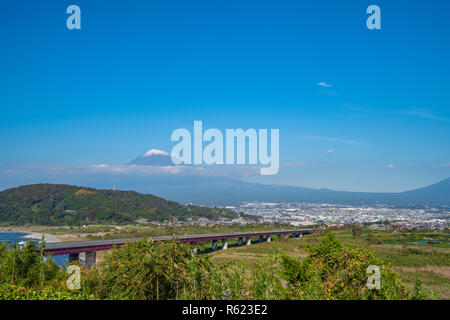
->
[0, 227, 63, 243]
[21, 232, 61, 243]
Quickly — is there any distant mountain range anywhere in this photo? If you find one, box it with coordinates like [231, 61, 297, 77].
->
[138, 176, 450, 207]
[0, 184, 238, 226]
[120, 149, 450, 207]
[0, 149, 448, 209]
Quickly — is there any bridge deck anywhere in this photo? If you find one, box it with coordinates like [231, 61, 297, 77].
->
[42, 229, 313, 255]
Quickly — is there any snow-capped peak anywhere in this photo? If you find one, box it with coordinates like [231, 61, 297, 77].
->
[143, 149, 169, 157]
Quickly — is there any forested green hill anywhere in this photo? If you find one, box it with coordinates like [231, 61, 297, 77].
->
[0, 184, 237, 226]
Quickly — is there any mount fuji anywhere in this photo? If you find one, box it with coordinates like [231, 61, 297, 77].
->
[122, 149, 450, 206]
[128, 149, 175, 166]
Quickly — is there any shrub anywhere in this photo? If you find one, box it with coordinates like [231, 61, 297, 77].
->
[0, 241, 63, 289]
[280, 232, 410, 300]
[0, 283, 80, 300]
[82, 239, 213, 299]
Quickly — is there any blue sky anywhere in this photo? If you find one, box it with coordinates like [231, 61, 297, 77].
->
[0, 0, 449, 192]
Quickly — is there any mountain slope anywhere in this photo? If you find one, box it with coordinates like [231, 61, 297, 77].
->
[123, 150, 450, 206]
[400, 178, 450, 205]
[128, 149, 174, 166]
[133, 176, 450, 206]
[0, 184, 237, 226]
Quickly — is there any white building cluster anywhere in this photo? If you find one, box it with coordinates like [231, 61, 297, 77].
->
[238, 202, 449, 230]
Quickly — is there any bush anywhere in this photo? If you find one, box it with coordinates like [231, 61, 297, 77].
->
[82, 239, 213, 299]
[207, 251, 285, 300]
[0, 283, 80, 300]
[280, 232, 410, 300]
[0, 241, 64, 289]
[0, 233, 417, 300]
[81, 239, 286, 300]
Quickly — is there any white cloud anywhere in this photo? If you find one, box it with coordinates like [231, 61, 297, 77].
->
[395, 108, 448, 121]
[386, 164, 396, 169]
[324, 149, 334, 156]
[432, 162, 450, 168]
[0, 162, 259, 179]
[94, 164, 109, 168]
[317, 82, 332, 88]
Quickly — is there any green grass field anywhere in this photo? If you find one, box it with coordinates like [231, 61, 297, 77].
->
[12, 223, 450, 299]
[209, 228, 450, 299]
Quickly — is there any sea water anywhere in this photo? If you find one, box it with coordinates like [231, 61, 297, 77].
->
[0, 231, 69, 268]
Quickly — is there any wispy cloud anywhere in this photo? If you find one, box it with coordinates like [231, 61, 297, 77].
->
[302, 135, 366, 146]
[317, 82, 332, 88]
[324, 149, 334, 156]
[432, 162, 450, 168]
[395, 108, 448, 121]
[281, 161, 310, 167]
[386, 164, 396, 169]
[342, 105, 448, 122]
[0, 162, 259, 179]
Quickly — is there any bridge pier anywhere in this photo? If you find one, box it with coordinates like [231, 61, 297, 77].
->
[85, 252, 96, 269]
[266, 236, 271, 242]
[259, 236, 264, 242]
[211, 240, 218, 251]
[222, 239, 228, 250]
[68, 253, 79, 263]
[238, 237, 244, 246]
[245, 237, 251, 246]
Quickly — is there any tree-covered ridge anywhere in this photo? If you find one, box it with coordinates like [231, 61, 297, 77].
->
[0, 184, 238, 225]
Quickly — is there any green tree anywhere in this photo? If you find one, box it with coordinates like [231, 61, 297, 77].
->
[0, 241, 62, 288]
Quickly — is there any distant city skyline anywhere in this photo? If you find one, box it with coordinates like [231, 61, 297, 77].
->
[0, 1, 449, 192]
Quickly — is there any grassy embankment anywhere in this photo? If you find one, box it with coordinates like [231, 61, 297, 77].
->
[4, 224, 449, 299]
[209, 228, 450, 299]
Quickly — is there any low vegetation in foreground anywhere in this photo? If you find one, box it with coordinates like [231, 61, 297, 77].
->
[1, 230, 440, 300]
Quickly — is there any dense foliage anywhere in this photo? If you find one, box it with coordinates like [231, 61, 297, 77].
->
[0, 284, 79, 300]
[0, 240, 78, 299]
[81, 239, 285, 300]
[280, 232, 410, 299]
[0, 184, 237, 225]
[82, 240, 211, 299]
[0, 232, 425, 300]
[0, 241, 63, 288]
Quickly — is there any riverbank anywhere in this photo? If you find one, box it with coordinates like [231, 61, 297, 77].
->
[0, 227, 63, 243]
[21, 232, 61, 243]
